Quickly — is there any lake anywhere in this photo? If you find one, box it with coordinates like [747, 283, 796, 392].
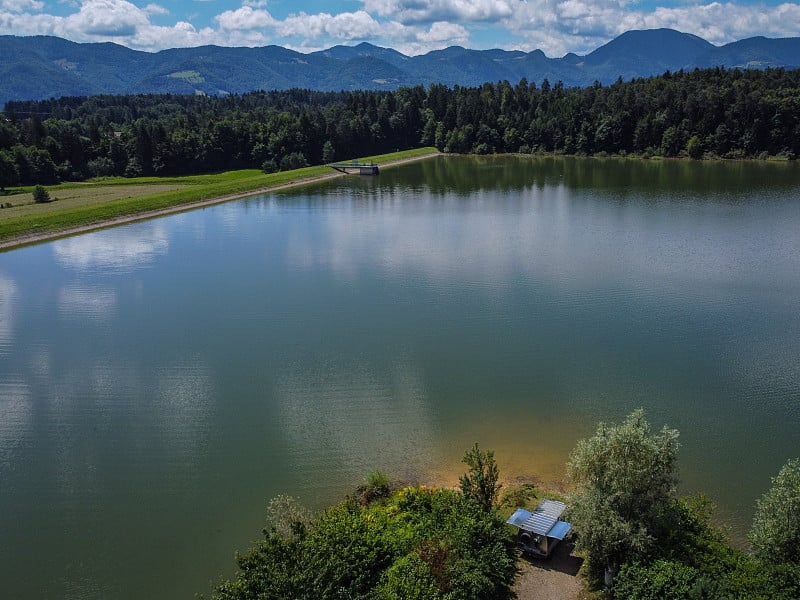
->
[1, 155, 799, 599]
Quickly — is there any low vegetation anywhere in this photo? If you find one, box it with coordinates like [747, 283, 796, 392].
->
[208, 451, 516, 600]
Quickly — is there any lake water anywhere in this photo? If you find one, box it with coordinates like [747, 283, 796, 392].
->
[1, 155, 799, 599]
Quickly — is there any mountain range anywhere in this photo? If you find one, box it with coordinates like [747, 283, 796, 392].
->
[2, 28, 799, 108]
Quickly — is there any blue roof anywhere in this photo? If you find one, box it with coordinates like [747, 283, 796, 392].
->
[506, 500, 571, 538]
[507, 508, 533, 528]
[548, 520, 572, 540]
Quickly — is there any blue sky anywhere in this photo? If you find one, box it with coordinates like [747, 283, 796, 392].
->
[1, 0, 798, 56]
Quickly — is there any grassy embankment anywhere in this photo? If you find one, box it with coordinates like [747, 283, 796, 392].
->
[0, 147, 438, 247]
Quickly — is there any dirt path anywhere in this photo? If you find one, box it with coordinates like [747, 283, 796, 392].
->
[0, 152, 439, 251]
[514, 540, 584, 600]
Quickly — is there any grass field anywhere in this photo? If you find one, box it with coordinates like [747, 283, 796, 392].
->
[0, 148, 438, 246]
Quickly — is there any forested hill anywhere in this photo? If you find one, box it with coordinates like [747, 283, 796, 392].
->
[1, 67, 798, 189]
[2, 29, 800, 107]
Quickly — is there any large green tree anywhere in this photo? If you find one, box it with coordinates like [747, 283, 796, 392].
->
[749, 457, 800, 565]
[567, 408, 680, 585]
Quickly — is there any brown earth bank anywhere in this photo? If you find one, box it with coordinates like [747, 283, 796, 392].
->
[0, 152, 438, 251]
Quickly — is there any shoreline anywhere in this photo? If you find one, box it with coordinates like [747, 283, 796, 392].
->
[0, 152, 439, 252]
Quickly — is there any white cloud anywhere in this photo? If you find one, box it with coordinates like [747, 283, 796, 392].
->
[362, 0, 517, 24]
[278, 10, 384, 40]
[0, 0, 42, 11]
[63, 0, 149, 37]
[215, 5, 275, 30]
[502, 0, 800, 56]
[619, 2, 800, 45]
[390, 20, 469, 54]
[0, 0, 799, 56]
[416, 20, 468, 43]
[144, 2, 167, 16]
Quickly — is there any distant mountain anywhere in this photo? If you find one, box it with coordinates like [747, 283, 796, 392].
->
[2, 29, 799, 108]
[579, 29, 715, 81]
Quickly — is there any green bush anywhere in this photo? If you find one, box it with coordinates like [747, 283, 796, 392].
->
[615, 560, 706, 599]
[210, 485, 516, 600]
[357, 470, 391, 504]
[32, 184, 51, 203]
[500, 482, 538, 509]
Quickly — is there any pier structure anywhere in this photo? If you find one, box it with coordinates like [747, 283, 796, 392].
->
[328, 161, 379, 175]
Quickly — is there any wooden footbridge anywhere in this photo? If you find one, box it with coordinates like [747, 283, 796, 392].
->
[328, 161, 379, 175]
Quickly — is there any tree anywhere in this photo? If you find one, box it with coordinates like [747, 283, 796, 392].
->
[567, 409, 680, 585]
[279, 151, 307, 171]
[749, 458, 800, 565]
[459, 443, 501, 512]
[321, 140, 336, 163]
[0, 149, 18, 191]
[32, 184, 51, 203]
[686, 134, 704, 159]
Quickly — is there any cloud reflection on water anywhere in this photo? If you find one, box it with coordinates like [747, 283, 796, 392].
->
[53, 223, 169, 272]
[286, 186, 568, 285]
[284, 183, 800, 295]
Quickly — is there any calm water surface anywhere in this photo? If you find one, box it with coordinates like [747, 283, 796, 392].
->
[1, 156, 799, 599]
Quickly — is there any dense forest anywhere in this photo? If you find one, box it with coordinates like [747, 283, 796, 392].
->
[1, 66, 798, 188]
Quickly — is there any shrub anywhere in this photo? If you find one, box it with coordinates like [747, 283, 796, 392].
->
[210, 485, 516, 600]
[377, 553, 442, 600]
[261, 158, 277, 174]
[459, 443, 501, 512]
[32, 184, 51, 203]
[279, 152, 308, 171]
[614, 560, 705, 599]
[686, 135, 703, 159]
[264, 495, 313, 539]
[357, 470, 391, 504]
[500, 482, 538, 509]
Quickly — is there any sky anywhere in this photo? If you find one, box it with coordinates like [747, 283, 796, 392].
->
[0, 0, 798, 56]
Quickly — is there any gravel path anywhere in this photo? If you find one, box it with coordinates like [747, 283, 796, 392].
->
[514, 540, 584, 600]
